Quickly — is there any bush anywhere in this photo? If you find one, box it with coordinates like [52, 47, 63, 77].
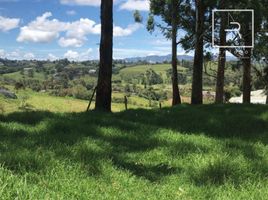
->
[71, 85, 90, 100]
[225, 85, 242, 102]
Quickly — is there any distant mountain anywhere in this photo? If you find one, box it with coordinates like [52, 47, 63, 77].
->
[124, 54, 194, 63]
[123, 54, 237, 63]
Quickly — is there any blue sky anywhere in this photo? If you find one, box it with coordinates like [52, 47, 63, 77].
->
[0, 0, 189, 60]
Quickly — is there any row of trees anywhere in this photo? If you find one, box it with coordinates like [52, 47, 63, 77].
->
[148, 0, 267, 105]
[95, 0, 268, 111]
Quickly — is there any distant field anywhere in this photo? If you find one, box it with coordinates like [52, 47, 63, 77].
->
[3, 71, 45, 81]
[120, 64, 170, 74]
[0, 89, 165, 114]
[119, 64, 187, 77]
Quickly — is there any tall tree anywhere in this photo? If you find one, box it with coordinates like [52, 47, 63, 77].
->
[241, 0, 266, 103]
[180, 0, 217, 104]
[171, 0, 182, 105]
[226, 0, 263, 104]
[215, 0, 227, 103]
[95, 0, 113, 111]
[191, 0, 205, 104]
[253, 25, 268, 104]
[148, 0, 181, 106]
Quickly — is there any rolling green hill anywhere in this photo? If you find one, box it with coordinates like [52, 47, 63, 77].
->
[119, 64, 187, 77]
[3, 71, 45, 81]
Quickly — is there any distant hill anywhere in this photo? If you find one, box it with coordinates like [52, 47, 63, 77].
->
[123, 54, 237, 63]
[124, 54, 193, 63]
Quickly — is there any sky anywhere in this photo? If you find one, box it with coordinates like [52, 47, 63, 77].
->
[0, 0, 191, 61]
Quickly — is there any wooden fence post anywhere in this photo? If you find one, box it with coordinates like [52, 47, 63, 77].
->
[124, 96, 128, 110]
[86, 86, 97, 112]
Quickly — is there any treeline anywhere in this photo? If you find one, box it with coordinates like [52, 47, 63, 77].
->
[95, 0, 268, 111]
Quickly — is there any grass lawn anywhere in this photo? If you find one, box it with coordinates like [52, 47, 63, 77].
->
[0, 104, 268, 199]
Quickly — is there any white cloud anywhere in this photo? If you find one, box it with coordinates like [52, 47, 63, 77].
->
[66, 10, 77, 15]
[60, 0, 100, 6]
[23, 52, 35, 60]
[8, 50, 21, 59]
[114, 23, 142, 37]
[79, 48, 93, 60]
[64, 50, 79, 60]
[153, 39, 171, 46]
[0, 49, 37, 60]
[17, 12, 68, 43]
[58, 37, 85, 47]
[65, 18, 100, 38]
[17, 28, 60, 43]
[113, 48, 168, 59]
[0, 16, 20, 32]
[17, 12, 141, 47]
[48, 53, 58, 61]
[120, 0, 149, 11]
[0, 49, 5, 57]
[64, 48, 93, 61]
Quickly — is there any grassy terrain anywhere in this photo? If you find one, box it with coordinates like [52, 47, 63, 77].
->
[0, 89, 157, 114]
[0, 105, 268, 199]
[119, 64, 187, 78]
[120, 64, 170, 74]
[3, 71, 45, 81]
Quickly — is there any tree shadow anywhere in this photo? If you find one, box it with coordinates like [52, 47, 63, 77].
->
[112, 158, 181, 182]
[0, 111, 55, 125]
[0, 104, 268, 185]
[113, 104, 268, 143]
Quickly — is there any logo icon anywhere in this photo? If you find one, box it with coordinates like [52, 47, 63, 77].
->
[212, 9, 254, 48]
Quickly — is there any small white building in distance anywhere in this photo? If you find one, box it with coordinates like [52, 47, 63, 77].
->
[89, 69, 96, 74]
[229, 90, 267, 104]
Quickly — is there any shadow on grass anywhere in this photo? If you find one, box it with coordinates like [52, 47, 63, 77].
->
[115, 104, 268, 143]
[0, 104, 267, 185]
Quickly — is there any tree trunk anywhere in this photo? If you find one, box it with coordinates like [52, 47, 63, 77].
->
[215, 0, 227, 104]
[242, 53, 251, 104]
[266, 94, 268, 104]
[242, 38, 252, 104]
[191, 0, 204, 104]
[171, 0, 181, 106]
[95, 0, 113, 112]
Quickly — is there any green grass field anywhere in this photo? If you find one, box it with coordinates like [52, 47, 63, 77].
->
[0, 104, 268, 199]
[0, 89, 159, 114]
[3, 71, 45, 81]
[119, 64, 188, 80]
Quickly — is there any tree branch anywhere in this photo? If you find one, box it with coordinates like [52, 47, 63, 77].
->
[177, 33, 194, 45]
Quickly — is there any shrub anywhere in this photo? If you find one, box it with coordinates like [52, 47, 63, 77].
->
[71, 85, 90, 100]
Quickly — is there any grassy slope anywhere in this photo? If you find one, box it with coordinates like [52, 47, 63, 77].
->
[0, 89, 148, 114]
[119, 64, 187, 77]
[3, 71, 45, 81]
[0, 105, 268, 199]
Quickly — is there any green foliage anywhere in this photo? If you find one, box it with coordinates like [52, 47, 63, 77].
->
[143, 68, 164, 85]
[166, 68, 187, 85]
[27, 69, 34, 78]
[133, 10, 143, 23]
[19, 94, 30, 110]
[71, 85, 90, 100]
[224, 85, 242, 101]
[138, 86, 167, 101]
